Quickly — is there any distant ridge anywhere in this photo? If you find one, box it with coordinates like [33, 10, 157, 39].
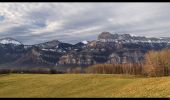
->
[0, 32, 170, 71]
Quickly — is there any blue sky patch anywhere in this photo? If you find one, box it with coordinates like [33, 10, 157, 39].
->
[0, 15, 5, 22]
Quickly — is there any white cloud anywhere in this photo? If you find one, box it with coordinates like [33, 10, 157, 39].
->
[31, 21, 64, 34]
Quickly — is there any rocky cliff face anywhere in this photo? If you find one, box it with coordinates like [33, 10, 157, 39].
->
[0, 32, 170, 70]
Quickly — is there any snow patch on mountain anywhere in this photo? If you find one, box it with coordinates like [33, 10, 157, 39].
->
[0, 38, 22, 45]
[82, 40, 88, 44]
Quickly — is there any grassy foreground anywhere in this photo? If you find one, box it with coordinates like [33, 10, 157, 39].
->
[0, 74, 170, 98]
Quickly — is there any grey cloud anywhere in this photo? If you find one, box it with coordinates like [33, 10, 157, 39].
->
[0, 3, 170, 45]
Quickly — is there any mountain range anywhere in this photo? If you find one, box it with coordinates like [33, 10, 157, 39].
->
[0, 32, 170, 71]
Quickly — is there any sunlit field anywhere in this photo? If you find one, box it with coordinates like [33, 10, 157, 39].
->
[0, 74, 169, 98]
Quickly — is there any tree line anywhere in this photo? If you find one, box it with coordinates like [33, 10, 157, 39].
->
[84, 49, 170, 77]
[0, 68, 63, 74]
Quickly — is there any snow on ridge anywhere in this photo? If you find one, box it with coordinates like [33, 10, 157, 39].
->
[82, 40, 88, 44]
[0, 38, 22, 45]
[42, 48, 56, 52]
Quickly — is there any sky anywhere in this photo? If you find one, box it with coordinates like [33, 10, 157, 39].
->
[0, 3, 170, 45]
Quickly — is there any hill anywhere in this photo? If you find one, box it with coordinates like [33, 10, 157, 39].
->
[0, 74, 169, 98]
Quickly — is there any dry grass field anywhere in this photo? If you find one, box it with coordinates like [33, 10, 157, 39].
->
[0, 74, 169, 98]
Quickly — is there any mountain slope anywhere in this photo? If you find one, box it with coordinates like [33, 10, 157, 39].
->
[0, 32, 170, 70]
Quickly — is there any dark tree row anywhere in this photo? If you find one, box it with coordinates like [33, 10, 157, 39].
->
[0, 68, 64, 74]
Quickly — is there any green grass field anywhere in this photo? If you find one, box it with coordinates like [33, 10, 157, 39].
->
[0, 74, 169, 98]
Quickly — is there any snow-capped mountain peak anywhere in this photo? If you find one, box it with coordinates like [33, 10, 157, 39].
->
[0, 38, 22, 45]
[82, 40, 88, 44]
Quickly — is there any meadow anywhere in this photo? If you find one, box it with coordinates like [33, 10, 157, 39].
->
[0, 74, 169, 98]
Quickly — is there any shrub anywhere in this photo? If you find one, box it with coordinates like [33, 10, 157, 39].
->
[66, 67, 83, 74]
[143, 49, 170, 76]
[85, 63, 143, 75]
[0, 69, 10, 74]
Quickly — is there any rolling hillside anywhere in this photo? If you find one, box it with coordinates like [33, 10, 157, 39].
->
[0, 74, 169, 98]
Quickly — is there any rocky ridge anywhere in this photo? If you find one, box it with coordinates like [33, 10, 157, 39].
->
[0, 32, 170, 71]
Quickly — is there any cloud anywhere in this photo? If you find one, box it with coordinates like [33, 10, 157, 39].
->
[0, 3, 170, 44]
